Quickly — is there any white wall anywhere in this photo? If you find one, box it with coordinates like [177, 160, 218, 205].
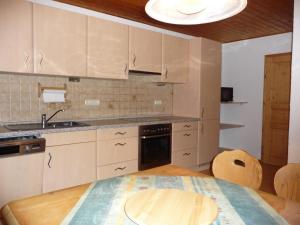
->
[220, 33, 292, 159]
[288, 0, 300, 163]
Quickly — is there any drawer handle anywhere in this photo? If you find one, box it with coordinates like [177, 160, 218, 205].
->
[115, 167, 126, 171]
[115, 132, 127, 135]
[183, 153, 191, 156]
[184, 125, 191, 128]
[184, 133, 191, 136]
[48, 153, 52, 168]
[115, 142, 127, 146]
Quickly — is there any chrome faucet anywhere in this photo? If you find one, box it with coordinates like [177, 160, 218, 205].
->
[41, 109, 65, 128]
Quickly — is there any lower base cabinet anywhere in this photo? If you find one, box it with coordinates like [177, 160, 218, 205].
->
[0, 153, 44, 207]
[172, 148, 197, 169]
[198, 120, 220, 165]
[43, 142, 96, 193]
[97, 160, 138, 180]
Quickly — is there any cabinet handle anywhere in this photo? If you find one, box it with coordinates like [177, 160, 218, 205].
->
[165, 67, 168, 79]
[184, 125, 191, 128]
[201, 108, 205, 119]
[183, 153, 191, 156]
[115, 167, 126, 171]
[133, 54, 136, 66]
[124, 63, 128, 74]
[24, 52, 29, 67]
[115, 132, 127, 135]
[48, 153, 52, 168]
[184, 133, 191, 136]
[39, 53, 44, 66]
[115, 142, 127, 146]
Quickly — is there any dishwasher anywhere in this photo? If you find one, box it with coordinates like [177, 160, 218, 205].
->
[0, 136, 45, 207]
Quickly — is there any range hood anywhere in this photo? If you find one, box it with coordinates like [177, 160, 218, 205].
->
[129, 70, 161, 76]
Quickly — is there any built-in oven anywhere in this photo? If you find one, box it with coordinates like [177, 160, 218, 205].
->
[139, 123, 171, 170]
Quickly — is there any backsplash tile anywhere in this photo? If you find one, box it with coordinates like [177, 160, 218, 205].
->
[0, 73, 173, 123]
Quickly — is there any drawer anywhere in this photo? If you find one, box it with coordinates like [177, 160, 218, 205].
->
[172, 129, 198, 151]
[172, 121, 198, 132]
[97, 126, 138, 140]
[42, 130, 96, 147]
[97, 137, 138, 166]
[172, 148, 197, 168]
[97, 160, 138, 180]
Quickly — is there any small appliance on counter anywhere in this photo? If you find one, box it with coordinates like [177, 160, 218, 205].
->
[221, 87, 233, 102]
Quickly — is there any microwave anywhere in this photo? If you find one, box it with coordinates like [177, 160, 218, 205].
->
[221, 87, 233, 102]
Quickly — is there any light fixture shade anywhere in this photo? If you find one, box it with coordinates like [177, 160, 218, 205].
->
[145, 0, 247, 25]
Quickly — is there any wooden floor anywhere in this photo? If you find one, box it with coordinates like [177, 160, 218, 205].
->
[200, 162, 281, 194]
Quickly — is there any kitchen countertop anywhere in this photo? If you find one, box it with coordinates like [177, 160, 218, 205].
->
[0, 116, 199, 138]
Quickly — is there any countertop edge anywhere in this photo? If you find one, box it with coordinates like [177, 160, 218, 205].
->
[0, 117, 200, 138]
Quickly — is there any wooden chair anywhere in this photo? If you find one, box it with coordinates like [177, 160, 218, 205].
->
[212, 149, 263, 189]
[274, 163, 300, 202]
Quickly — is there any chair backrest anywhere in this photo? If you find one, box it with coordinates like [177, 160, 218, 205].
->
[212, 149, 263, 189]
[274, 163, 300, 202]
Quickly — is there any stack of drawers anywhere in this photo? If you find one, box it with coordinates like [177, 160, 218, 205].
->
[172, 121, 198, 169]
[97, 126, 138, 180]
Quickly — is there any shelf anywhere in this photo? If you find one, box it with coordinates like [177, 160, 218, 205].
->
[220, 123, 245, 130]
[221, 101, 248, 104]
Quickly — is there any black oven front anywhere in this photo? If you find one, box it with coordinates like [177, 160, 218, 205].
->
[139, 123, 171, 170]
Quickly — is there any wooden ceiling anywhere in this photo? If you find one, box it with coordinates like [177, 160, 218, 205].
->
[56, 0, 294, 43]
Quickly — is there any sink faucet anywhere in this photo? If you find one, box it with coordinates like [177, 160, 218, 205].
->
[41, 109, 65, 128]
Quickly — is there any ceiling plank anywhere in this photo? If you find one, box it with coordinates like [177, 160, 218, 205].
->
[55, 0, 293, 43]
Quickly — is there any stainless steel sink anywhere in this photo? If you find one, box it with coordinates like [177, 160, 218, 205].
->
[5, 121, 90, 131]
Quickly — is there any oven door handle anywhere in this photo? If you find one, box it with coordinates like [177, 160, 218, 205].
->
[140, 134, 171, 139]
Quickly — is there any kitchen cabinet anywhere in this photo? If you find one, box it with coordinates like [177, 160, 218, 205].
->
[173, 37, 221, 166]
[33, 4, 86, 77]
[198, 120, 220, 165]
[97, 126, 138, 180]
[0, 153, 44, 207]
[43, 142, 96, 193]
[87, 17, 129, 79]
[129, 27, 162, 73]
[162, 35, 189, 83]
[200, 38, 221, 120]
[172, 122, 198, 169]
[0, 0, 33, 73]
[42, 131, 96, 193]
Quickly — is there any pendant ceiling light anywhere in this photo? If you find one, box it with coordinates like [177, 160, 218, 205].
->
[145, 0, 247, 25]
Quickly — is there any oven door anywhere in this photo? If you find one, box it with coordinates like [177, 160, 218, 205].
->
[139, 133, 171, 170]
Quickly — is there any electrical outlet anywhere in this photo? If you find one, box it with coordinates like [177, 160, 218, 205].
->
[85, 99, 100, 106]
[154, 100, 162, 105]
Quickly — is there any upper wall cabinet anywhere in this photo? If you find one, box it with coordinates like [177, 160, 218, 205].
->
[200, 38, 221, 120]
[162, 35, 189, 83]
[33, 4, 86, 77]
[87, 17, 129, 79]
[0, 0, 33, 73]
[129, 27, 162, 73]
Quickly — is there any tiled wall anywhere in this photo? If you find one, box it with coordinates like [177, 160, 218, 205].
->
[0, 73, 173, 123]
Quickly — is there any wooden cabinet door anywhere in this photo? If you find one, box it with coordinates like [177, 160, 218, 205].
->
[129, 27, 162, 73]
[200, 39, 221, 120]
[162, 35, 189, 83]
[43, 142, 96, 193]
[33, 4, 86, 77]
[198, 120, 220, 165]
[0, 153, 44, 207]
[88, 17, 129, 79]
[0, 0, 33, 73]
